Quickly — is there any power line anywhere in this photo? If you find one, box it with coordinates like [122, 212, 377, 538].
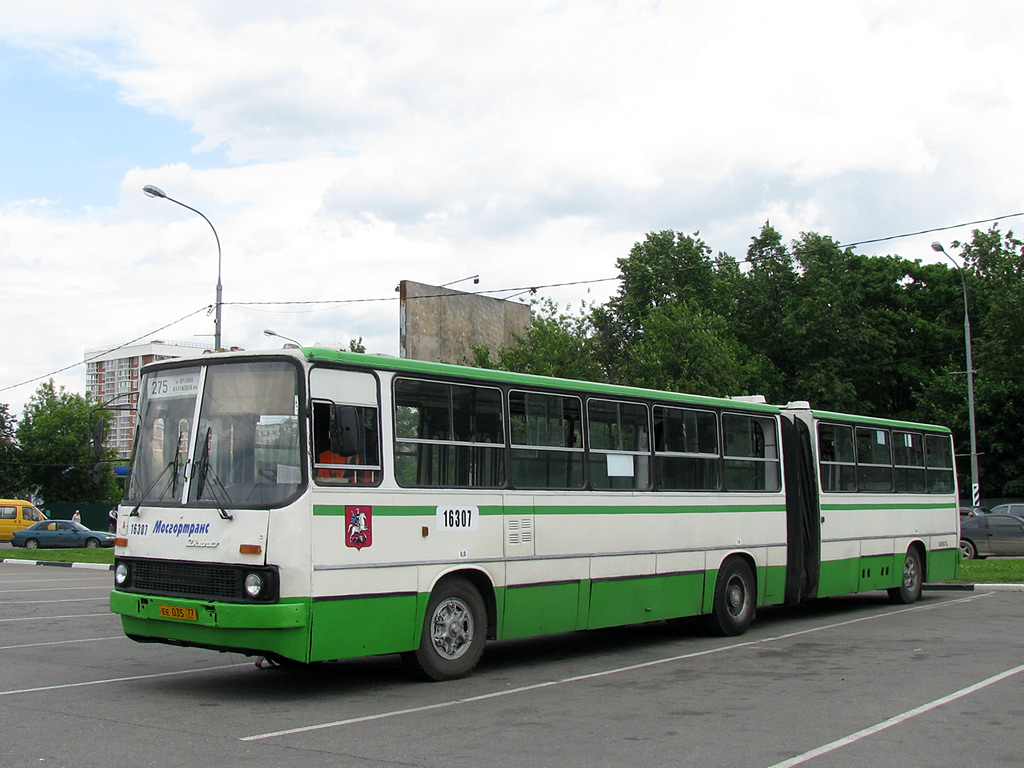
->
[0, 305, 211, 395]
[3, 212, 1020, 398]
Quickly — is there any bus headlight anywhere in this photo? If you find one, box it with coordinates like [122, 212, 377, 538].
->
[114, 562, 129, 586]
[244, 572, 265, 598]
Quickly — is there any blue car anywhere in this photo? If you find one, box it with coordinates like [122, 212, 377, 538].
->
[10, 520, 116, 549]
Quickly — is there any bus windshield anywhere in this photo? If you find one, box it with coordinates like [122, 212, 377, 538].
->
[127, 359, 304, 509]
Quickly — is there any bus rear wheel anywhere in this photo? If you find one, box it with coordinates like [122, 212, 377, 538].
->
[703, 558, 756, 637]
[888, 548, 923, 605]
[403, 578, 487, 682]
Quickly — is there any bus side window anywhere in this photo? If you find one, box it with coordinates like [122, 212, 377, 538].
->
[722, 413, 780, 492]
[313, 401, 381, 486]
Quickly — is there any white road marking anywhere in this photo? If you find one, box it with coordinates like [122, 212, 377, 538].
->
[0, 635, 126, 651]
[0, 663, 249, 697]
[241, 592, 991, 741]
[766, 662, 1024, 768]
[0, 612, 113, 623]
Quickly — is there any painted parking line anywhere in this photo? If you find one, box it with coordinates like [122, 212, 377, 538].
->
[0, 612, 112, 623]
[766, 662, 1024, 768]
[0, 663, 250, 697]
[0, 585, 114, 593]
[241, 592, 992, 742]
[0, 635, 127, 651]
[2, 597, 112, 605]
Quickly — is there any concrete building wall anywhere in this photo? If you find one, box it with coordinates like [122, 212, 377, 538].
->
[399, 280, 531, 364]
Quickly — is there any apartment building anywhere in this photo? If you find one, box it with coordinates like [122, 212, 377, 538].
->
[84, 340, 210, 458]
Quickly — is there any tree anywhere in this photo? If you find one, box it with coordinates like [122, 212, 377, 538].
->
[594, 230, 751, 392]
[15, 380, 120, 504]
[946, 226, 1024, 497]
[467, 299, 605, 382]
[462, 224, 1023, 500]
[0, 403, 23, 497]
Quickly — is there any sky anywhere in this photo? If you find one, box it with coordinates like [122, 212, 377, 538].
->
[2, 1, 1023, 418]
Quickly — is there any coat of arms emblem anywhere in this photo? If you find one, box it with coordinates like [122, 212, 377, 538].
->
[345, 505, 372, 550]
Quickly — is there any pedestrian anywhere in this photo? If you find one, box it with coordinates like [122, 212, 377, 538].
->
[72, 509, 81, 523]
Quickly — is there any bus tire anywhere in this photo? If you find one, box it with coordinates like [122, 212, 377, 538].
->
[702, 558, 756, 637]
[888, 547, 923, 605]
[403, 578, 487, 682]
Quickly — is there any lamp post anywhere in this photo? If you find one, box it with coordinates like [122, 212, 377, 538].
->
[263, 329, 303, 348]
[143, 185, 223, 351]
[931, 241, 981, 507]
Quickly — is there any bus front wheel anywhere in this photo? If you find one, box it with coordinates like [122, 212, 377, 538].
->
[888, 548, 923, 605]
[403, 578, 487, 682]
[703, 558, 756, 637]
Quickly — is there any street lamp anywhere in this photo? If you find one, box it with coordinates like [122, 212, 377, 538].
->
[263, 329, 303, 348]
[931, 241, 981, 507]
[143, 184, 224, 351]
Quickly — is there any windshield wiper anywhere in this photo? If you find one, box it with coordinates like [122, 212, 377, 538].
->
[129, 429, 187, 517]
[128, 461, 174, 517]
[194, 427, 233, 520]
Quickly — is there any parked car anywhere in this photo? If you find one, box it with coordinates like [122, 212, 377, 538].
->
[10, 520, 115, 550]
[988, 503, 1024, 517]
[959, 506, 989, 519]
[960, 513, 1024, 560]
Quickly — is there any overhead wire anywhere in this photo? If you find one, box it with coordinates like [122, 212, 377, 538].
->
[2, 211, 1021, 398]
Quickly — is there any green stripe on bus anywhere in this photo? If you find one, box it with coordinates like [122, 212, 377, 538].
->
[314, 503, 786, 517]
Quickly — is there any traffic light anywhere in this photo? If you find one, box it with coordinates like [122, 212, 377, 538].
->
[92, 417, 105, 460]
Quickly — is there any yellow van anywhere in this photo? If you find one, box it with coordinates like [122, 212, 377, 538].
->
[0, 500, 47, 542]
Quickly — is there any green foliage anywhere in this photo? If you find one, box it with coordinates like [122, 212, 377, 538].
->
[14, 380, 121, 505]
[955, 558, 1024, 585]
[467, 299, 605, 382]
[466, 223, 1024, 499]
[0, 403, 23, 497]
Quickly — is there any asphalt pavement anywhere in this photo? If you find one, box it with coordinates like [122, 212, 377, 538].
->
[2, 558, 1024, 768]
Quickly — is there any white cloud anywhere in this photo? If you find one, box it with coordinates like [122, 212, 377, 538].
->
[3, 0, 1024, 417]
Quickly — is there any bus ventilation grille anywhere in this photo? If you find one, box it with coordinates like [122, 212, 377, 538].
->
[130, 560, 243, 601]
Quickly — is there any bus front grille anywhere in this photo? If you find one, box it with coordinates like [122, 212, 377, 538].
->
[129, 559, 243, 601]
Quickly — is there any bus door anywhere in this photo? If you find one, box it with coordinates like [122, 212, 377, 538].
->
[781, 414, 821, 603]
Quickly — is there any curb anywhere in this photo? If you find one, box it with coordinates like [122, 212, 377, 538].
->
[0, 557, 114, 571]
[924, 582, 1024, 592]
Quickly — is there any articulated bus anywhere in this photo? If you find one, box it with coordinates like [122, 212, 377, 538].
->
[110, 349, 960, 680]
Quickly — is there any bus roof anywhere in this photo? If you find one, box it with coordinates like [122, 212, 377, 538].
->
[809, 409, 951, 434]
[300, 348, 782, 413]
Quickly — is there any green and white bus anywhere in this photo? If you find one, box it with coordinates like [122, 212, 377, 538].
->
[110, 349, 960, 680]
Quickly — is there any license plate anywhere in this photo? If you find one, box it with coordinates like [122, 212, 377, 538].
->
[158, 604, 198, 622]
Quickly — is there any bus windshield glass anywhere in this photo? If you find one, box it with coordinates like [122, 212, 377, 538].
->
[127, 360, 304, 509]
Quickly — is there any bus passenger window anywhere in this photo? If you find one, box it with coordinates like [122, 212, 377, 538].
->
[722, 413, 780, 492]
[924, 434, 954, 493]
[893, 431, 926, 493]
[587, 399, 650, 490]
[653, 406, 719, 491]
[393, 378, 505, 488]
[509, 391, 584, 489]
[313, 401, 382, 486]
[855, 427, 893, 492]
[818, 423, 856, 492]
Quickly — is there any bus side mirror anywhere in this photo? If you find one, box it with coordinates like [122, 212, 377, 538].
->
[330, 405, 362, 457]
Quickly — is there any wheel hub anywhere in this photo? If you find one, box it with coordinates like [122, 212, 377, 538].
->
[431, 598, 474, 660]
